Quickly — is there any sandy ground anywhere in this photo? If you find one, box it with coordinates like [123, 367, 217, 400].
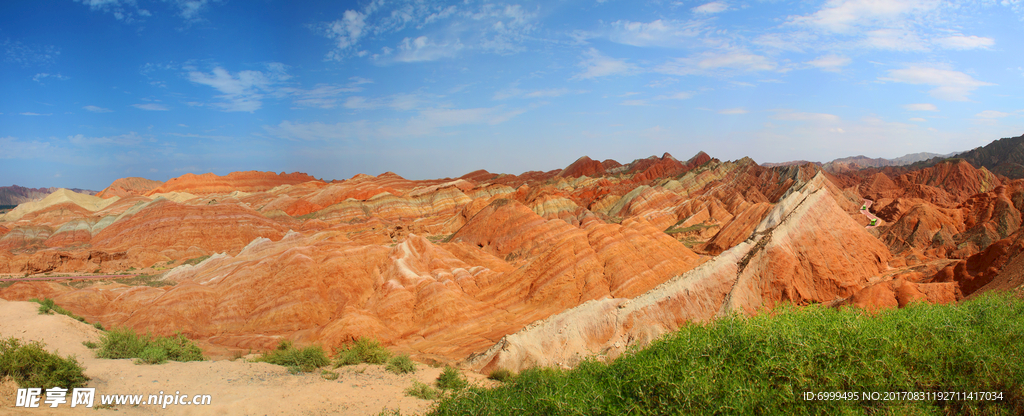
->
[0, 299, 487, 416]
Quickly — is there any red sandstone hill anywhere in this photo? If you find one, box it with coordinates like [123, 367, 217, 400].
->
[145, 171, 323, 195]
[96, 177, 164, 198]
[2, 146, 1023, 370]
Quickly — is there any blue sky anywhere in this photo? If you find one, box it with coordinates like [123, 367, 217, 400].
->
[3, 0, 1024, 189]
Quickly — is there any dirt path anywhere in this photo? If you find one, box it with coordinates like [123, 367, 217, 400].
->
[0, 299, 482, 416]
[860, 199, 881, 228]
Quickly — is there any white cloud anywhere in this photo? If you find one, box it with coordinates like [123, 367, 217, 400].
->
[861, 28, 928, 51]
[806, 54, 851, 71]
[32, 73, 69, 83]
[692, 1, 728, 15]
[719, 108, 748, 114]
[132, 103, 169, 111]
[909, 117, 926, 122]
[323, 9, 368, 60]
[788, 0, 940, 34]
[936, 35, 995, 50]
[882, 66, 994, 101]
[524, 88, 572, 98]
[607, 19, 704, 47]
[572, 48, 639, 80]
[656, 49, 776, 76]
[19, 112, 51, 116]
[0, 136, 60, 159]
[68, 132, 148, 146]
[170, 0, 215, 21]
[3, 40, 60, 67]
[620, 100, 648, 106]
[903, 103, 937, 111]
[655, 92, 694, 100]
[975, 110, 1009, 118]
[772, 111, 840, 122]
[187, 64, 290, 112]
[74, 0, 150, 23]
[83, 105, 113, 113]
[266, 105, 526, 141]
[390, 36, 463, 63]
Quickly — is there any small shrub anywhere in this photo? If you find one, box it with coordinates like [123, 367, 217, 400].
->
[376, 408, 403, 416]
[487, 368, 514, 382]
[255, 340, 329, 372]
[0, 337, 88, 391]
[435, 366, 467, 391]
[334, 337, 392, 367]
[96, 328, 204, 363]
[321, 370, 339, 380]
[93, 322, 104, 331]
[386, 354, 416, 374]
[82, 341, 99, 349]
[405, 380, 440, 400]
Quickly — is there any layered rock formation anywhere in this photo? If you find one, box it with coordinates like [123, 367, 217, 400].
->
[1, 145, 1022, 372]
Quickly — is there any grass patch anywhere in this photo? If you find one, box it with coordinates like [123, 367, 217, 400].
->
[182, 255, 211, 266]
[436, 366, 467, 391]
[96, 328, 204, 364]
[254, 340, 329, 373]
[386, 354, 416, 374]
[113, 273, 174, 288]
[664, 223, 719, 235]
[334, 337, 392, 367]
[0, 337, 88, 391]
[427, 234, 454, 244]
[321, 369, 340, 380]
[431, 292, 1024, 415]
[30, 298, 87, 323]
[487, 368, 514, 383]
[406, 380, 441, 400]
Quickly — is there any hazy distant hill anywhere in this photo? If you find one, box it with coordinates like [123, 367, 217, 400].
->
[912, 134, 1024, 179]
[0, 185, 97, 206]
[762, 152, 958, 172]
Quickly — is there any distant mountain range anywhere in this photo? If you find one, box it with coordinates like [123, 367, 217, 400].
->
[911, 134, 1024, 178]
[0, 185, 97, 206]
[763, 151, 960, 173]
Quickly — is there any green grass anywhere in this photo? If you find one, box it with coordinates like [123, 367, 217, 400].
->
[406, 380, 441, 400]
[29, 298, 88, 323]
[0, 337, 88, 391]
[487, 368, 514, 383]
[113, 273, 174, 288]
[334, 337, 392, 367]
[96, 327, 205, 364]
[254, 340, 329, 373]
[431, 292, 1024, 415]
[436, 366, 468, 391]
[664, 223, 719, 235]
[182, 255, 212, 266]
[386, 354, 417, 374]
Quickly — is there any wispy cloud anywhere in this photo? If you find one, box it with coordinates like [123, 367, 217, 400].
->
[607, 19, 704, 47]
[692, 2, 729, 15]
[3, 40, 60, 67]
[132, 103, 170, 111]
[719, 108, 748, 114]
[83, 105, 113, 113]
[654, 92, 694, 100]
[656, 48, 777, 76]
[772, 111, 840, 122]
[187, 63, 291, 112]
[0, 136, 60, 159]
[391, 36, 463, 63]
[73, 0, 151, 23]
[936, 35, 994, 50]
[806, 54, 851, 71]
[19, 112, 51, 116]
[882, 66, 994, 101]
[975, 110, 1009, 119]
[32, 73, 69, 83]
[68, 132, 149, 147]
[266, 105, 527, 141]
[572, 48, 639, 80]
[903, 103, 937, 111]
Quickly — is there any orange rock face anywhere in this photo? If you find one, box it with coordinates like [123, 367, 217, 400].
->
[146, 171, 322, 195]
[96, 177, 164, 198]
[2, 150, 1023, 371]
